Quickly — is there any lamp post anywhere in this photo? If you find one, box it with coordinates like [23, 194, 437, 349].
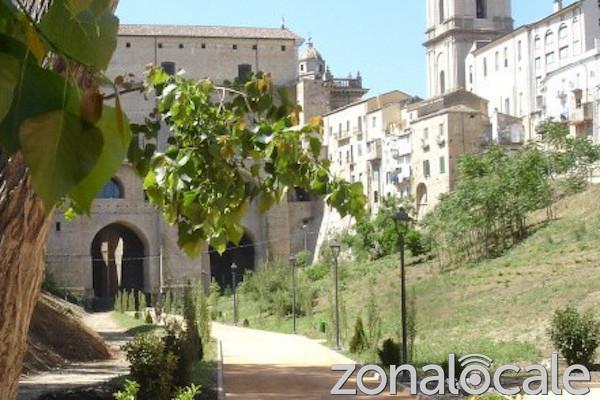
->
[301, 222, 308, 253]
[329, 238, 341, 350]
[289, 255, 297, 334]
[231, 263, 238, 325]
[393, 208, 413, 366]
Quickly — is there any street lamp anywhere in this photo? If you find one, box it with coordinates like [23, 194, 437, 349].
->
[289, 255, 298, 334]
[329, 238, 342, 350]
[393, 208, 413, 366]
[231, 263, 238, 325]
[301, 222, 309, 253]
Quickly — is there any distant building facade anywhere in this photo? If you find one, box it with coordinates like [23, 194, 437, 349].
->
[465, 0, 600, 142]
[46, 25, 360, 305]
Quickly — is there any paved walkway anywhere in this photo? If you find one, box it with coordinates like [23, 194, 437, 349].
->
[18, 312, 130, 400]
[212, 323, 414, 399]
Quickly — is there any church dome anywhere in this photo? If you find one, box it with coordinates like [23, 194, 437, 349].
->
[299, 38, 323, 61]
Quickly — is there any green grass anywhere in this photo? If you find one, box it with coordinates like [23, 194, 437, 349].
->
[215, 185, 600, 368]
[109, 311, 163, 335]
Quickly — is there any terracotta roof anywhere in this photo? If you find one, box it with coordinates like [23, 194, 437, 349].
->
[118, 24, 303, 42]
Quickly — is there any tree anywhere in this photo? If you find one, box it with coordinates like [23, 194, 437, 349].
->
[0, 3, 366, 398]
[0, 1, 124, 398]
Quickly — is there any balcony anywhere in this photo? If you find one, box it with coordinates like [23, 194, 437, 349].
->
[331, 78, 363, 89]
[436, 134, 446, 146]
[421, 137, 430, 151]
[335, 130, 351, 141]
[570, 103, 594, 124]
[366, 139, 382, 161]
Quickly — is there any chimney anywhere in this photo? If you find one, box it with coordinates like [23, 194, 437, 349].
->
[553, 0, 563, 12]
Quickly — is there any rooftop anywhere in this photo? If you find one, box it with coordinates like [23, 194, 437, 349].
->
[118, 24, 303, 42]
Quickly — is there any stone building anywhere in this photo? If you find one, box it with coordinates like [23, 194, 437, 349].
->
[465, 0, 600, 142]
[408, 90, 490, 217]
[425, 0, 513, 98]
[45, 25, 358, 306]
[317, 91, 417, 239]
[296, 39, 368, 125]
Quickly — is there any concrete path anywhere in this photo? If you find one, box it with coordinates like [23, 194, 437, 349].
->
[18, 312, 130, 400]
[212, 323, 415, 399]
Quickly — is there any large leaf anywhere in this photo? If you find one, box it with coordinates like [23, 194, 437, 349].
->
[0, 47, 80, 153]
[0, 52, 19, 122]
[19, 110, 103, 209]
[69, 103, 132, 213]
[39, 0, 118, 70]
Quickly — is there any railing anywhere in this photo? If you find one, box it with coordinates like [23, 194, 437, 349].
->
[331, 78, 363, 89]
[570, 103, 594, 123]
[366, 139, 382, 161]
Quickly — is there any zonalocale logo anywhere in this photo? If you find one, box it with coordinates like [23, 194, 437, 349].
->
[331, 353, 591, 396]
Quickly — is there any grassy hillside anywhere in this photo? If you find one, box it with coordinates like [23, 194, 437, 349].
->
[215, 185, 600, 367]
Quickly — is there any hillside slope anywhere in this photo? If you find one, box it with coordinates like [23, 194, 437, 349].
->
[223, 184, 600, 367]
[24, 294, 111, 374]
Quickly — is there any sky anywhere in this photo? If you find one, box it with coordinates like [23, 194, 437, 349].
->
[116, 1, 577, 98]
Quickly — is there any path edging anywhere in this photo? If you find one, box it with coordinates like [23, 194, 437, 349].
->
[217, 339, 225, 400]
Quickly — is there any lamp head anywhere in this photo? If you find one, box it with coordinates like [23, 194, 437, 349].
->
[393, 207, 412, 224]
[329, 238, 341, 258]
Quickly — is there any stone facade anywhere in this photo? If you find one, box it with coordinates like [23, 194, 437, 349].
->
[465, 0, 600, 141]
[408, 90, 490, 217]
[425, 0, 513, 97]
[45, 25, 356, 302]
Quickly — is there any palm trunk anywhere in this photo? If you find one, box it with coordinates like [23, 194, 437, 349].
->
[0, 152, 50, 400]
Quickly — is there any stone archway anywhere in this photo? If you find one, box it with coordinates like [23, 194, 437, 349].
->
[91, 223, 145, 302]
[209, 233, 255, 290]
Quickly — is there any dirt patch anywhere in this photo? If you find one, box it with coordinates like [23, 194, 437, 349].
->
[23, 294, 111, 375]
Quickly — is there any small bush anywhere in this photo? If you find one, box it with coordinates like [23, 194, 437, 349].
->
[378, 338, 401, 366]
[113, 379, 139, 400]
[183, 285, 203, 362]
[349, 316, 368, 354]
[549, 307, 600, 366]
[242, 318, 250, 327]
[305, 263, 328, 282]
[145, 311, 154, 324]
[122, 334, 178, 400]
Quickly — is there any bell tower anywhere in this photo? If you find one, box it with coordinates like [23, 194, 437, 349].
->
[424, 0, 513, 97]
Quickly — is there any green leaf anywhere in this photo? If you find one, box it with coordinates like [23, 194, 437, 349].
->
[0, 51, 80, 154]
[0, 52, 19, 122]
[68, 104, 132, 212]
[19, 110, 103, 209]
[39, 0, 118, 70]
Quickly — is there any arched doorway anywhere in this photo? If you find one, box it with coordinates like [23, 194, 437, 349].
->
[209, 233, 255, 290]
[91, 223, 145, 301]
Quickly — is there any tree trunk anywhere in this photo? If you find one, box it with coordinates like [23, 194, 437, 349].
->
[0, 152, 50, 400]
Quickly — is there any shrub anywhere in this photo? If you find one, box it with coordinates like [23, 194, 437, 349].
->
[549, 307, 600, 366]
[113, 379, 139, 400]
[162, 321, 193, 389]
[305, 263, 328, 282]
[378, 338, 401, 366]
[173, 384, 201, 400]
[349, 316, 368, 354]
[122, 334, 178, 400]
[183, 285, 203, 362]
[145, 311, 154, 324]
[194, 283, 211, 344]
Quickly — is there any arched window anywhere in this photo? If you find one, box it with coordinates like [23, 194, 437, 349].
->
[439, 70, 446, 94]
[558, 24, 568, 41]
[98, 178, 124, 199]
[545, 30, 554, 47]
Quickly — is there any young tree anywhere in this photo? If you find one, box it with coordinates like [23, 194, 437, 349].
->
[0, 3, 366, 398]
